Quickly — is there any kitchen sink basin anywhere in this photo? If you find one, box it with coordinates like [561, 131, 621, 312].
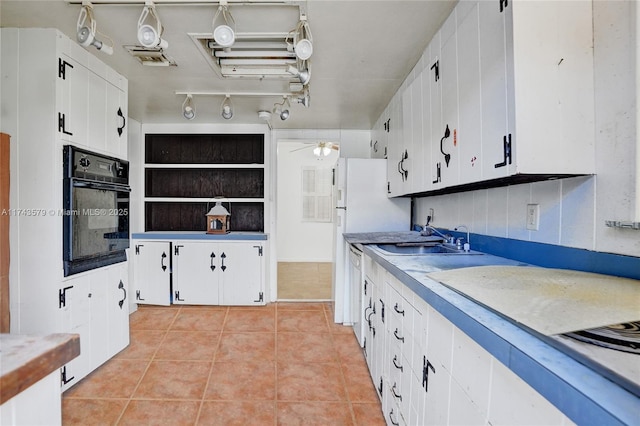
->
[375, 243, 483, 255]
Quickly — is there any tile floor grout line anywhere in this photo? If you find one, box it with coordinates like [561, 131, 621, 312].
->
[194, 306, 228, 425]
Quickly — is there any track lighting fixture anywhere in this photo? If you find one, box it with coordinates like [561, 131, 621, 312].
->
[287, 65, 310, 86]
[213, 0, 236, 48]
[182, 94, 195, 120]
[137, 1, 168, 49]
[76, 2, 113, 55]
[221, 95, 233, 120]
[296, 88, 310, 108]
[288, 16, 313, 61]
[273, 97, 291, 121]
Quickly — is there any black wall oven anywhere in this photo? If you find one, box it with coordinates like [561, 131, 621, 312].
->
[63, 145, 130, 276]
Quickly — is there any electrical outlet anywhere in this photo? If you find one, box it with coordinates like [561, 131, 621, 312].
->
[526, 204, 540, 231]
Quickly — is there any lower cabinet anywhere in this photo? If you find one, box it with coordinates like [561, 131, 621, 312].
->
[59, 261, 130, 391]
[133, 238, 266, 306]
[361, 256, 571, 425]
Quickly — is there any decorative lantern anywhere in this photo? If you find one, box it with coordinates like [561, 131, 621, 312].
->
[206, 201, 230, 234]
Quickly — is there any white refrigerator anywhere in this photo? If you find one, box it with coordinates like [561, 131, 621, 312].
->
[332, 158, 411, 336]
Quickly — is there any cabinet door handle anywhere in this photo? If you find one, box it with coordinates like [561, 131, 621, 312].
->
[220, 252, 227, 271]
[389, 408, 400, 426]
[117, 107, 126, 137]
[118, 280, 126, 309]
[500, 0, 509, 12]
[440, 125, 451, 167]
[494, 134, 512, 168]
[393, 328, 405, 342]
[161, 252, 167, 271]
[373, 140, 378, 152]
[391, 382, 403, 401]
[393, 355, 403, 372]
[210, 252, 216, 271]
[393, 303, 404, 316]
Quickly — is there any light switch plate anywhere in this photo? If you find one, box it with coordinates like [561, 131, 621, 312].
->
[526, 204, 540, 230]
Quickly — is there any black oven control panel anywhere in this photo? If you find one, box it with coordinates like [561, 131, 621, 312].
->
[63, 145, 129, 185]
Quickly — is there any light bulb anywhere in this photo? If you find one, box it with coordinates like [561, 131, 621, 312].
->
[213, 25, 235, 47]
[294, 39, 313, 60]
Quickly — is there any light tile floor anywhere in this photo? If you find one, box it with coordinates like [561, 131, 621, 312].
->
[62, 303, 384, 425]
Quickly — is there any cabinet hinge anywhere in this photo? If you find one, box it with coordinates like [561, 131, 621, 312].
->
[175, 291, 184, 302]
[254, 292, 264, 303]
[253, 245, 263, 256]
[174, 245, 184, 256]
[387, 181, 391, 194]
[135, 244, 143, 255]
[58, 113, 73, 136]
[61, 366, 75, 385]
[59, 285, 73, 308]
[494, 134, 512, 169]
[136, 290, 145, 301]
[432, 162, 442, 184]
[499, 0, 509, 12]
[58, 58, 73, 80]
[422, 356, 436, 392]
[431, 59, 440, 82]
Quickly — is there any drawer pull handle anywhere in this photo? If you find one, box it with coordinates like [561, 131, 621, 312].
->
[394, 303, 404, 316]
[394, 328, 405, 342]
[393, 355, 403, 371]
[391, 383, 402, 401]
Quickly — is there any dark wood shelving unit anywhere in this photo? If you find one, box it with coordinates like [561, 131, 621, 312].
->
[144, 134, 265, 232]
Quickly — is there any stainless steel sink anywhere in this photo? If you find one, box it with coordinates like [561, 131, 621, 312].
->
[375, 243, 483, 255]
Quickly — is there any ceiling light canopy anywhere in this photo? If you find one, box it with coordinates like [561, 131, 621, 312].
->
[76, 1, 113, 55]
[213, 1, 236, 48]
[137, 1, 168, 49]
[313, 142, 338, 157]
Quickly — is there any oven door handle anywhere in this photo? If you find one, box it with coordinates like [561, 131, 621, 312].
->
[72, 180, 131, 192]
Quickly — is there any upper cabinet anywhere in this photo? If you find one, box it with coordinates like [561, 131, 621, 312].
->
[381, 0, 595, 197]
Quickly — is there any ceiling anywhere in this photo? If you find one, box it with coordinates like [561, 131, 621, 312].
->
[0, 0, 457, 130]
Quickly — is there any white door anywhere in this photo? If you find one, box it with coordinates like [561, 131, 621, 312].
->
[58, 54, 88, 145]
[220, 242, 265, 305]
[87, 70, 107, 154]
[457, 2, 483, 185]
[173, 242, 219, 305]
[132, 241, 171, 306]
[427, 32, 444, 189]
[107, 262, 130, 355]
[60, 276, 92, 390]
[106, 80, 127, 159]
[439, 12, 459, 188]
[479, 0, 510, 181]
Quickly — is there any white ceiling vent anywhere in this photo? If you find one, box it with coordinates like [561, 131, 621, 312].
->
[124, 45, 177, 67]
[190, 32, 297, 79]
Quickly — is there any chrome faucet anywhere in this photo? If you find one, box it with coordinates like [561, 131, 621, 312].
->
[422, 225, 452, 243]
[454, 225, 470, 252]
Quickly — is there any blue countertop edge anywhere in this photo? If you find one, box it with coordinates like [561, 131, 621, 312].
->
[132, 231, 268, 241]
[361, 244, 639, 426]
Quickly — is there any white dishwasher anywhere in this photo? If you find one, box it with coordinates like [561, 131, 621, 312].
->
[349, 244, 364, 346]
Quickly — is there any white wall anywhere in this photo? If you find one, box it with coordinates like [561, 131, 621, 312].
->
[415, 1, 639, 258]
[272, 129, 371, 262]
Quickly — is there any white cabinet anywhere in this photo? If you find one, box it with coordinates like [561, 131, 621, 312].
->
[378, 0, 595, 196]
[386, 95, 405, 197]
[132, 241, 172, 306]
[1, 28, 129, 391]
[59, 263, 130, 391]
[360, 255, 573, 425]
[133, 238, 266, 306]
